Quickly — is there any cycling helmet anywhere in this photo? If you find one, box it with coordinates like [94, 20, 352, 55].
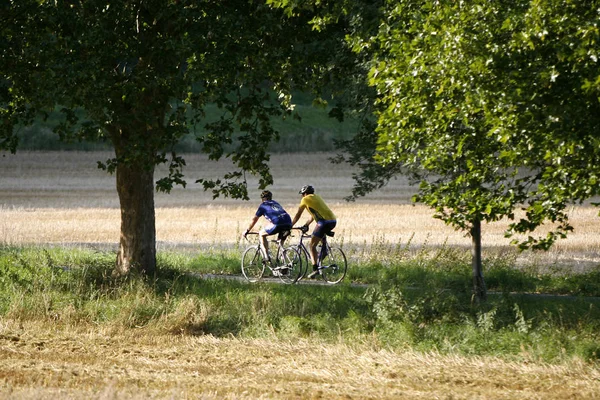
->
[299, 185, 315, 195]
[260, 190, 272, 200]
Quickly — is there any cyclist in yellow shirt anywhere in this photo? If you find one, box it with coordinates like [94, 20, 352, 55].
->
[291, 185, 337, 278]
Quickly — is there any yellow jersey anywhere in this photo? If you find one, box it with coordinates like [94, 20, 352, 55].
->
[300, 194, 336, 222]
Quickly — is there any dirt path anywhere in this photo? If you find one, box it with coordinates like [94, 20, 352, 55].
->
[1, 321, 599, 399]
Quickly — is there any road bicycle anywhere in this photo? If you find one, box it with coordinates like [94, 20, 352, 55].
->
[241, 231, 303, 284]
[290, 227, 347, 284]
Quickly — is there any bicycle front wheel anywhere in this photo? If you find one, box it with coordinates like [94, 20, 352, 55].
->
[241, 246, 265, 283]
[320, 246, 347, 284]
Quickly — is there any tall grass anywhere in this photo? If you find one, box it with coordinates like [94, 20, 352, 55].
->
[1, 245, 599, 364]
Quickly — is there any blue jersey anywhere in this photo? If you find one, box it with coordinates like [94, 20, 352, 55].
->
[255, 200, 292, 226]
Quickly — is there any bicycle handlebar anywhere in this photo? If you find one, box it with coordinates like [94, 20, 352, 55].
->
[242, 231, 259, 242]
[291, 227, 312, 239]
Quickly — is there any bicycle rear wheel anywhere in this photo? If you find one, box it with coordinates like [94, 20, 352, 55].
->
[320, 246, 347, 284]
[276, 247, 303, 284]
[241, 245, 265, 282]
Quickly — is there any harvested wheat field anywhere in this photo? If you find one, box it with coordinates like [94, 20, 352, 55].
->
[1, 321, 600, 400]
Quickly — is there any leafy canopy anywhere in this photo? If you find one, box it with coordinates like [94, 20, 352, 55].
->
[338, 0, 600, 249]
[1, 0, 346, 198]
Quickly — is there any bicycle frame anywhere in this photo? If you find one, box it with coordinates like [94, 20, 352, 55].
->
[291, 227, 331, 265]
[241, 231, 303, 284]
[243, 232, 285, 272]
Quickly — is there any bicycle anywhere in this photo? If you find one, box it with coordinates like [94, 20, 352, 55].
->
[290, 227, 347, 284]
[241, 231, 303, 284]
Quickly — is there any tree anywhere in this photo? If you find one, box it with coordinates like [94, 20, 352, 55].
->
[1, 0, 344, 276]
[488, 0, 600, 246]
[270, 0, 600, 300]
[336, 0, 600, 301]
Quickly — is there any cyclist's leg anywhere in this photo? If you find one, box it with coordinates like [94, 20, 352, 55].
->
[259, 225, 274, 262]
[307, 221, 326, 278]
[274, 224, 292, 269]
[308, 235, 321, 267]
[307, 220, 337, 278]
[276, 225, 292, 248]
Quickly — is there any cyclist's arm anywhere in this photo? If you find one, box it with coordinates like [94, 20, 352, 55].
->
[291, 205, 305, 226]
[246, 215, 260, 232]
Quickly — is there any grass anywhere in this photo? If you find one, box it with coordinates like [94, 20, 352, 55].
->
[1, 246, 600, 398]
[3, 320, 598, 400]
[2, 245, 599, 360]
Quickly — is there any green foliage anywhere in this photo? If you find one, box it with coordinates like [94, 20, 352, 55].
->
[331, 0, 600, 252]
[316, 0, 600, 300]
[2, 1, 357, 195]
[364, 284, 600, 362]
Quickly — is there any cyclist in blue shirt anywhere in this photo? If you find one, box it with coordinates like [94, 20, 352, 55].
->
[244, 190, 292, 263]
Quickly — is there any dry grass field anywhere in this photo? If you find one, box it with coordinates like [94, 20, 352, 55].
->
[2, 151, 600, 399]
[2, 320, 600, 400]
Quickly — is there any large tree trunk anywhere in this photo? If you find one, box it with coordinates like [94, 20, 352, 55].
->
[470, 219, 487, 302]
[113, 159, 157, 276]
